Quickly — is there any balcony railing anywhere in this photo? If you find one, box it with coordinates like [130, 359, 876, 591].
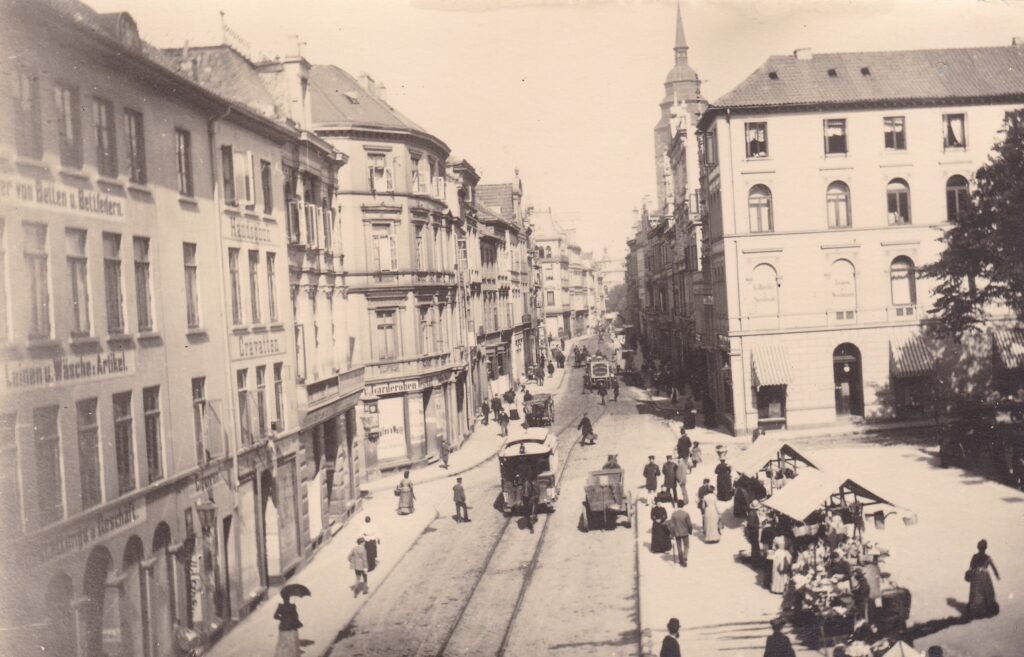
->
[347, 271, 457, 290]
[365, 352, 455, 381]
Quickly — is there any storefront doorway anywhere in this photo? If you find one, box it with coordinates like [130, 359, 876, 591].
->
[833, 343, 864, 417]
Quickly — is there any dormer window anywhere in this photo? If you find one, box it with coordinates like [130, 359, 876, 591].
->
[827, 68, 838, 77]
[767, 71, 779, 80]
[860, 67, 871, 76]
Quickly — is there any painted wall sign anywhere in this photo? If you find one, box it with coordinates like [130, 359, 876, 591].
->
[228, 214, 273, 244]
[19, 498, 146, 566]
[234, 333, 284, 360]
[0, 174, 126, 220]
[1, 350, 134, 393]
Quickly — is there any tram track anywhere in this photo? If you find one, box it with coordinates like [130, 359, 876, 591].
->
[433, 342, 615, 657]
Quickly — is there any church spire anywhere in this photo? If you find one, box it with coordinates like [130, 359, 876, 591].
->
[674, 3, 688, 61]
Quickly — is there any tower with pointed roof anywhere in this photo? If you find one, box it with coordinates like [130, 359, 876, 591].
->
[653, 4, 706, 217]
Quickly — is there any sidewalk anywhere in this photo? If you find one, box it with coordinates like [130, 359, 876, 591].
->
[205, 360, 575, 657]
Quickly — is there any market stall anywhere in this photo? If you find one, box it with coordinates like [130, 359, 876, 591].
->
[731, 436, 820, 516]
[755, 469, 916, 654]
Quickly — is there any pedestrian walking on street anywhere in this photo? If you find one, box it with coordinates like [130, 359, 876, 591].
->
[762, 618, 796, 657]
[662, 455, 679, 504]
[481, 401, 490, 426]
[650, 502, 671, 554]
[701, 485, 722, 543]
[491, 395, 503, 417]
[715, 457, 734, 501]
[549, 360, 556, 375]
[643, 455, 661, 494]
[598, 382, 607, 405]
[362, 516, 380, 571]
[440, 438, 451, 469]
[578, 413, 595, 445]
[660, 618, 682, 657]
[273, 593, 303, 657]
[966, 539, 1001, 618]
[676, 429, 692, 463]
[696, 479, 711, 512]
[395, 470, 416, 515]
[522, 477, 538, 534]
[676, 454, 690, 506]
[498, 410, 510, 437]
[690, 441, 703, 469]
[348, 538, 369, 596]
[770, 536, 792, 594]
[454, 477, 471, 522]
[666, 500, 693, 567]
[613, 378, 619, 401]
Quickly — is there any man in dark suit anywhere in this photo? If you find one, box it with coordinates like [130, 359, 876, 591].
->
[666, 500, 693, 567]
[453, 477, 470, 522]
[662, 455, 678, 504]
[660, 618, 682, 657]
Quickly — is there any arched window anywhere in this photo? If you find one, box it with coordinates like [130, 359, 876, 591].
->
[829, 259, 857, 318]
[826, 181, 852, 228]
[751, 263, 779, 316]
[946, 175, 970, 222]
[887, 178, 911, 225]
[890, 256, 917, 308]
[748, 185, 773, 233]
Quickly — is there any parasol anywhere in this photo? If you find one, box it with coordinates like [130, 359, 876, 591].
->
[280, 583, 312, 598]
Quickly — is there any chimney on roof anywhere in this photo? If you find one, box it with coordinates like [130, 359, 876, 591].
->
[358, 73, 376, 96]
[793, 48, 812, 60]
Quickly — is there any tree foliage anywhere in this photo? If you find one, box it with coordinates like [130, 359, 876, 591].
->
[604, 283, 628, 315]
[927, 109, 1024, 336]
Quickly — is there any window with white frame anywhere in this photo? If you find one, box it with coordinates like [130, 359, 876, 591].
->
[248, 250, 261, 324]
[103, 233, 124, 334]
[367, 152, 393, 193]
[374, 310, 398, 360]
[124, 109, 146, 184]
[946, 175, 970, 222]
[113, 391, 135, 494]
[93, 97, 117, 178]
[133, 237, 153, 332]
[886, 178, 911, 225]
[371, 223, 397, 271]
[826, 181, 852, 228]
[256, 365, 268, 437]
[266, 252, 278, 322]
[25, 223, 50, 338]
[55, 84, 82, 168]
[745, 122, 768, 158]
[411, 154, 422, 193]
[76, 398, 101, 509]
[748, 185, 774, 233]
[175, 129, 193, 196]
[824, 118, 847, 155]
[273, 363, 284, 430]
[890, 256, 917, 311]
[943, 114, 966, 149]
[221, 146, 236, 204]
[883, 116, 906, 150]
[143, 386, 162, 483]
[183, 243, 200, 328]
[229, 248, 242, 325]
[66, 229, 91, 336]
[415, 224, 426, 269]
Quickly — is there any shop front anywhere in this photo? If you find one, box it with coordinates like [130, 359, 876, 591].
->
[750, 344, 793, 430]
[361, 371, 456, 473]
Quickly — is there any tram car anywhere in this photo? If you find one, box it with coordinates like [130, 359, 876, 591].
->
[584, 356, 616, 392]
[498, 428, 560, 514]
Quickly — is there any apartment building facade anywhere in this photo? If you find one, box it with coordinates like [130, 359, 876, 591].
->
[696, 45, 1024, 434]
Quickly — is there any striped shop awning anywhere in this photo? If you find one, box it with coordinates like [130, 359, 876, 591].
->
[890, 334, 934, 378]
[750, 344, 792, 389]
[992, 327, 1024, 370]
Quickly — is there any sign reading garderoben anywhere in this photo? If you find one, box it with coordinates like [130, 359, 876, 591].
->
[2, 351, 134, 394]
[0, 174, 126, 221]
[17, 498, 146, 567]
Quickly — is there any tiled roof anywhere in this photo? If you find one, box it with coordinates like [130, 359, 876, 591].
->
[163, 47, 280, 120]
[309, 65, 444, 151]
[713, 46, 1024, 111]
[476, 183, 517, 224]
[992, 327, 1024, 369]
[750, 344, 792, 388]
[890, 334, 935, 378]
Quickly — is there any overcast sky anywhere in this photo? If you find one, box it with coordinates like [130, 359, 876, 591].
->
[87, 0, 1024, 260]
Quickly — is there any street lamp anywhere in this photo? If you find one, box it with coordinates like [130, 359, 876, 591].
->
[196, 500, 218, 532]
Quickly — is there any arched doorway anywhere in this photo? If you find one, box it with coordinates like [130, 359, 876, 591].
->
[43, 572, 75, 657]
[83, 546, 113, 657]
[122, 535, 148, 657]
[833, 343, 864, 417]
[151, 523, 175, 657]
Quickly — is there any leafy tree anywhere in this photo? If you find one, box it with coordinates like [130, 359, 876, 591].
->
[927, 109, 1024, 336]
[604, 283, 628, 315]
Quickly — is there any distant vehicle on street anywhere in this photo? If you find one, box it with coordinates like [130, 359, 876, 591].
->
[523, 393, 555, 427]
[941, 399, 1024, 488]
[580, 455, 634, 531]
[499, 428, 560, 515]
[584, 356, 615, 392]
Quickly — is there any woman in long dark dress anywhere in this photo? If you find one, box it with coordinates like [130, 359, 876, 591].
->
[967, 539, 1001, 617]
[715, 458, 734, 501]
[650, 503, 672, 553]
[273, 593, 303, 657]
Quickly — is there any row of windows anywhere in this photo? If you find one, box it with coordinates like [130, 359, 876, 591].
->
[236, 363, 286, 447]
[739, 113, 969, 161]
[367, 151, 447, 198]
[745, 175, 970, 233]
[228, 248, 280, 326]
[13, 72, 197, 195]
[748, 256, 919, 318]
[4, 221, 205, 340]
[2, 386, 162, 531]
[371, 304, 458, 361]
